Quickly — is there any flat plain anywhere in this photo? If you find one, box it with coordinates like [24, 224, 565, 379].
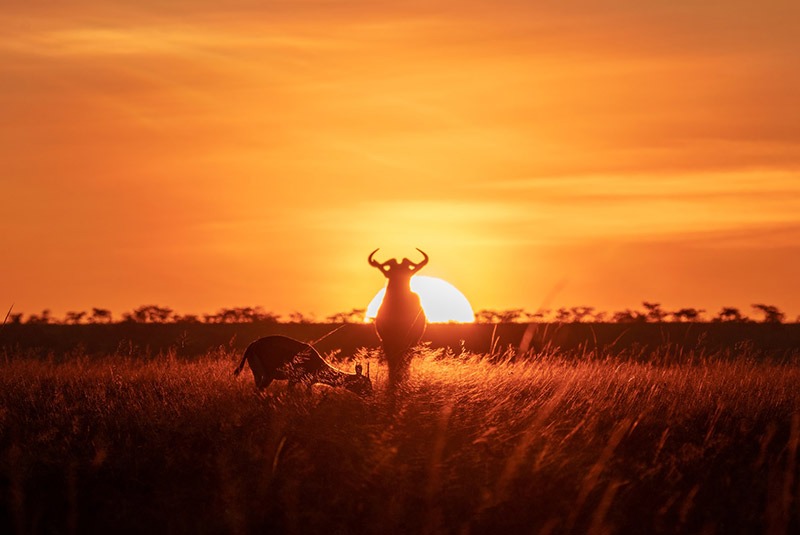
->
[1, 324, 799, 534]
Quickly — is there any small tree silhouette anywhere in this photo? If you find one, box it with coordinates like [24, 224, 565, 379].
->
[474, 309, 526, 323]
[569, 306, 595, 323]
[612, 309, 646, 323]
[554, 307, 572, 323]
[326, 308, 366, 323]
[89, 308, 113, 324]
[26, 310, 52, 324]
[206, 307, 281, 323]
[174, 314, 201, 323]
[751, 304, 785, 324]
[642, 302, 667, 322]
[124, 305, 174, 323]
[496, 309, 525, 323]
[65, 311, 87, 324]
[671, 308, 704, 322]
[151, 306, 174, 323]
[524, 309, 549, 322]
[202, 313, 220, 324]
[221, 308, 243, 323]
[221, 308, 235, 322]
[245, 306, 280, 323]
[475, 309, 499, 323]
[289, 311, 313, 324]
[715, 307, 745, 322]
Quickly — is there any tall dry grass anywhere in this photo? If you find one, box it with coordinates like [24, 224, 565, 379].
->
[1, 347, 799, 534]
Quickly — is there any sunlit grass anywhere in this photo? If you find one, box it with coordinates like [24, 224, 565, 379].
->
[1, 348, 799, 533]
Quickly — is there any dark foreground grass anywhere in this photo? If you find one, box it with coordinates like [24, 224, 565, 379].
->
[1, 349, 799, 534]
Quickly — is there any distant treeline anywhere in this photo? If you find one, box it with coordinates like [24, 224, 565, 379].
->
[3, 302, 796, 326]
[2, 321, 799, 361]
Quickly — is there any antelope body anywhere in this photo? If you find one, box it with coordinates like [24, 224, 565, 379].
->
[369, 248, 428, 388]
[234, 335, 372, 397]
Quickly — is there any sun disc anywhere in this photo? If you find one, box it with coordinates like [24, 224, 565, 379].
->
[365, 275, 475, 323]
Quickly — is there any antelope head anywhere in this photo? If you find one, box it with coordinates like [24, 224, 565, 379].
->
[368, 248, 429, 277]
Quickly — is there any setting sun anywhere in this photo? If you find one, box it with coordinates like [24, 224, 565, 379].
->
[365, 276, 475, 323]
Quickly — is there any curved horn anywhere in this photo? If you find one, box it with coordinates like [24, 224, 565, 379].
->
[368, 248, 382, 268]
[413, 248, 429, 269]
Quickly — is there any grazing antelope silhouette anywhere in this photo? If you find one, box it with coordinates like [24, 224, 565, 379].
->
[369, 248, 428, 388]
[233, 335, 372, 397]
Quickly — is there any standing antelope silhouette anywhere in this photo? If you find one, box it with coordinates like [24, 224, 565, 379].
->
[369, 248, 428, 389]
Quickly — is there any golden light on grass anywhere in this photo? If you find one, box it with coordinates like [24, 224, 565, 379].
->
[365, 275, 475, 323]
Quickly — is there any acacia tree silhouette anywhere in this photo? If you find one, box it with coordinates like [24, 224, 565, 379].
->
[288, 311, 314, 324]
[569, 306, 595, 322]
[751, 304, 785, 323]
[26, 310, 52, 324]
[326, 308, 366, 324]
[122, 305, 174, 323]
[203, 307, 280, 323]
[642, 302, 668, 322]
[90, 308, 113, 324]
[475, 309, 499, 323]
[64, 311, 87, 324]
[716, 307, 745, 322]
[612, 309, 646, 323]
[671, 308, 705, 322]
[475, 309, 529, 323]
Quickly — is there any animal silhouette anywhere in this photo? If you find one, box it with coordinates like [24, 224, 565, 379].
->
[369, 248, 428, 388]
[233, 335, 372, 396]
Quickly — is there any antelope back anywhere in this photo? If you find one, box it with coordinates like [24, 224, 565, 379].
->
[240, 335, 372, 396]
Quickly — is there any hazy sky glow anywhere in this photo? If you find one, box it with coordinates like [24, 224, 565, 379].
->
[2, 1, 799, 319]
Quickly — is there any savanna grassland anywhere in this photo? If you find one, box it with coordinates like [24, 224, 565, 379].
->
[2, 340, 800, 534]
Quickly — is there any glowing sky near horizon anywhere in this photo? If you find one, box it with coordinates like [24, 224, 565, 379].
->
[1, 1, 799, 319]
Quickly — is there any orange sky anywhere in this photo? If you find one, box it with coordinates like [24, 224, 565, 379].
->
[2, 1, 799, 320]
